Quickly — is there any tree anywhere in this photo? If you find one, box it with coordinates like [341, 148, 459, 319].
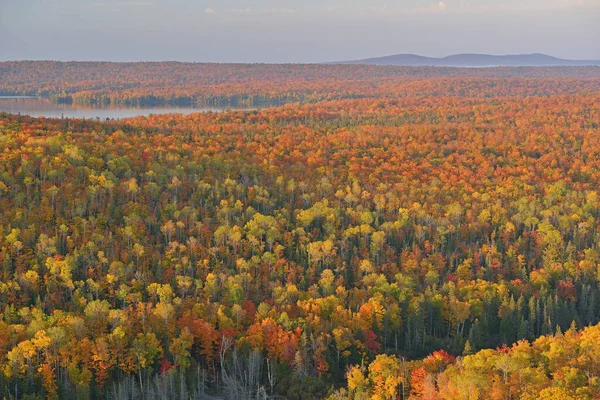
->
[368, 354, 404, 400]
[131, 333, 163, 396]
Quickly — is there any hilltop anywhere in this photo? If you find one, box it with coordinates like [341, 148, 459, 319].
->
[331, 53, 600, 67]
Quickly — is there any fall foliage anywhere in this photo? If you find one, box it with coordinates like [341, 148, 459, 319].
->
[0, 63, 600, 398]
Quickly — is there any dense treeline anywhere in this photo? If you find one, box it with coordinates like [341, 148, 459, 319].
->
[1, 71, 600, 398]
[1, 61, 600, 106]
[332, 323, 600, 400]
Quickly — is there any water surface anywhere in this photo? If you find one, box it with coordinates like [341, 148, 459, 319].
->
[0, 97, 251, 119]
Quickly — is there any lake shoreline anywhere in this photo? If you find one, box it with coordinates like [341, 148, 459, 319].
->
[0, 95, 37, 99]
[0, 97, 260, 119]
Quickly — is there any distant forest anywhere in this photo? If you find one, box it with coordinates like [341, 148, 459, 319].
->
[1, 61, 600, 106]
[0, 63, 600, 399]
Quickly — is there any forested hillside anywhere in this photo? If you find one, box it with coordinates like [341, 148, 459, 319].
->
[1, 61, 600, 106]
[1, 67, 600, 399]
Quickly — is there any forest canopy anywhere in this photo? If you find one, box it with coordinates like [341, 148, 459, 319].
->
[0, 63, 600, 399]
[1, 61, 600, 106]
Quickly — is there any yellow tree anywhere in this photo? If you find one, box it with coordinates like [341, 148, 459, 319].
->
[368, 354, 403, 400]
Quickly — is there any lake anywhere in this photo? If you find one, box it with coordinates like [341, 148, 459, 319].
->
[0, 97, 252, 119]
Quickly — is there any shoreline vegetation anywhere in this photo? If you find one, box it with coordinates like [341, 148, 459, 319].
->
[0, 94, 289, 109]
[2, 61, 600, 109]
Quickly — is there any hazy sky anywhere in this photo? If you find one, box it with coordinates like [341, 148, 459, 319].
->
[1, 0, 599, 62]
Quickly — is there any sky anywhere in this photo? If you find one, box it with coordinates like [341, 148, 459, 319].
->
[1, 0, 599, 63]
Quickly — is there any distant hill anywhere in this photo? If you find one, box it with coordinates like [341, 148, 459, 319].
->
[330, 53, 600, 67]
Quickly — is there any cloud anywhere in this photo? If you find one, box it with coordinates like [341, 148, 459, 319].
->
[412, 1, 449, 14]
[225, 8, 297, 15]
[204, 8, 216, 14]
[561, 0, 600, 7]
[329, 2, 450, 17]
[452, 0, 600, 12]
[89, 1, 153, 7]
[229, 8, 254, 14]
[262, 8, 298, 15]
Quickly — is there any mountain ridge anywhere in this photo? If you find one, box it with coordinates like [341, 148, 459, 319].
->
[329, 53, 600, 67]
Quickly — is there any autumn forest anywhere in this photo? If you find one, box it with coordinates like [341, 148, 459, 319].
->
[1, 62, 600, 399]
